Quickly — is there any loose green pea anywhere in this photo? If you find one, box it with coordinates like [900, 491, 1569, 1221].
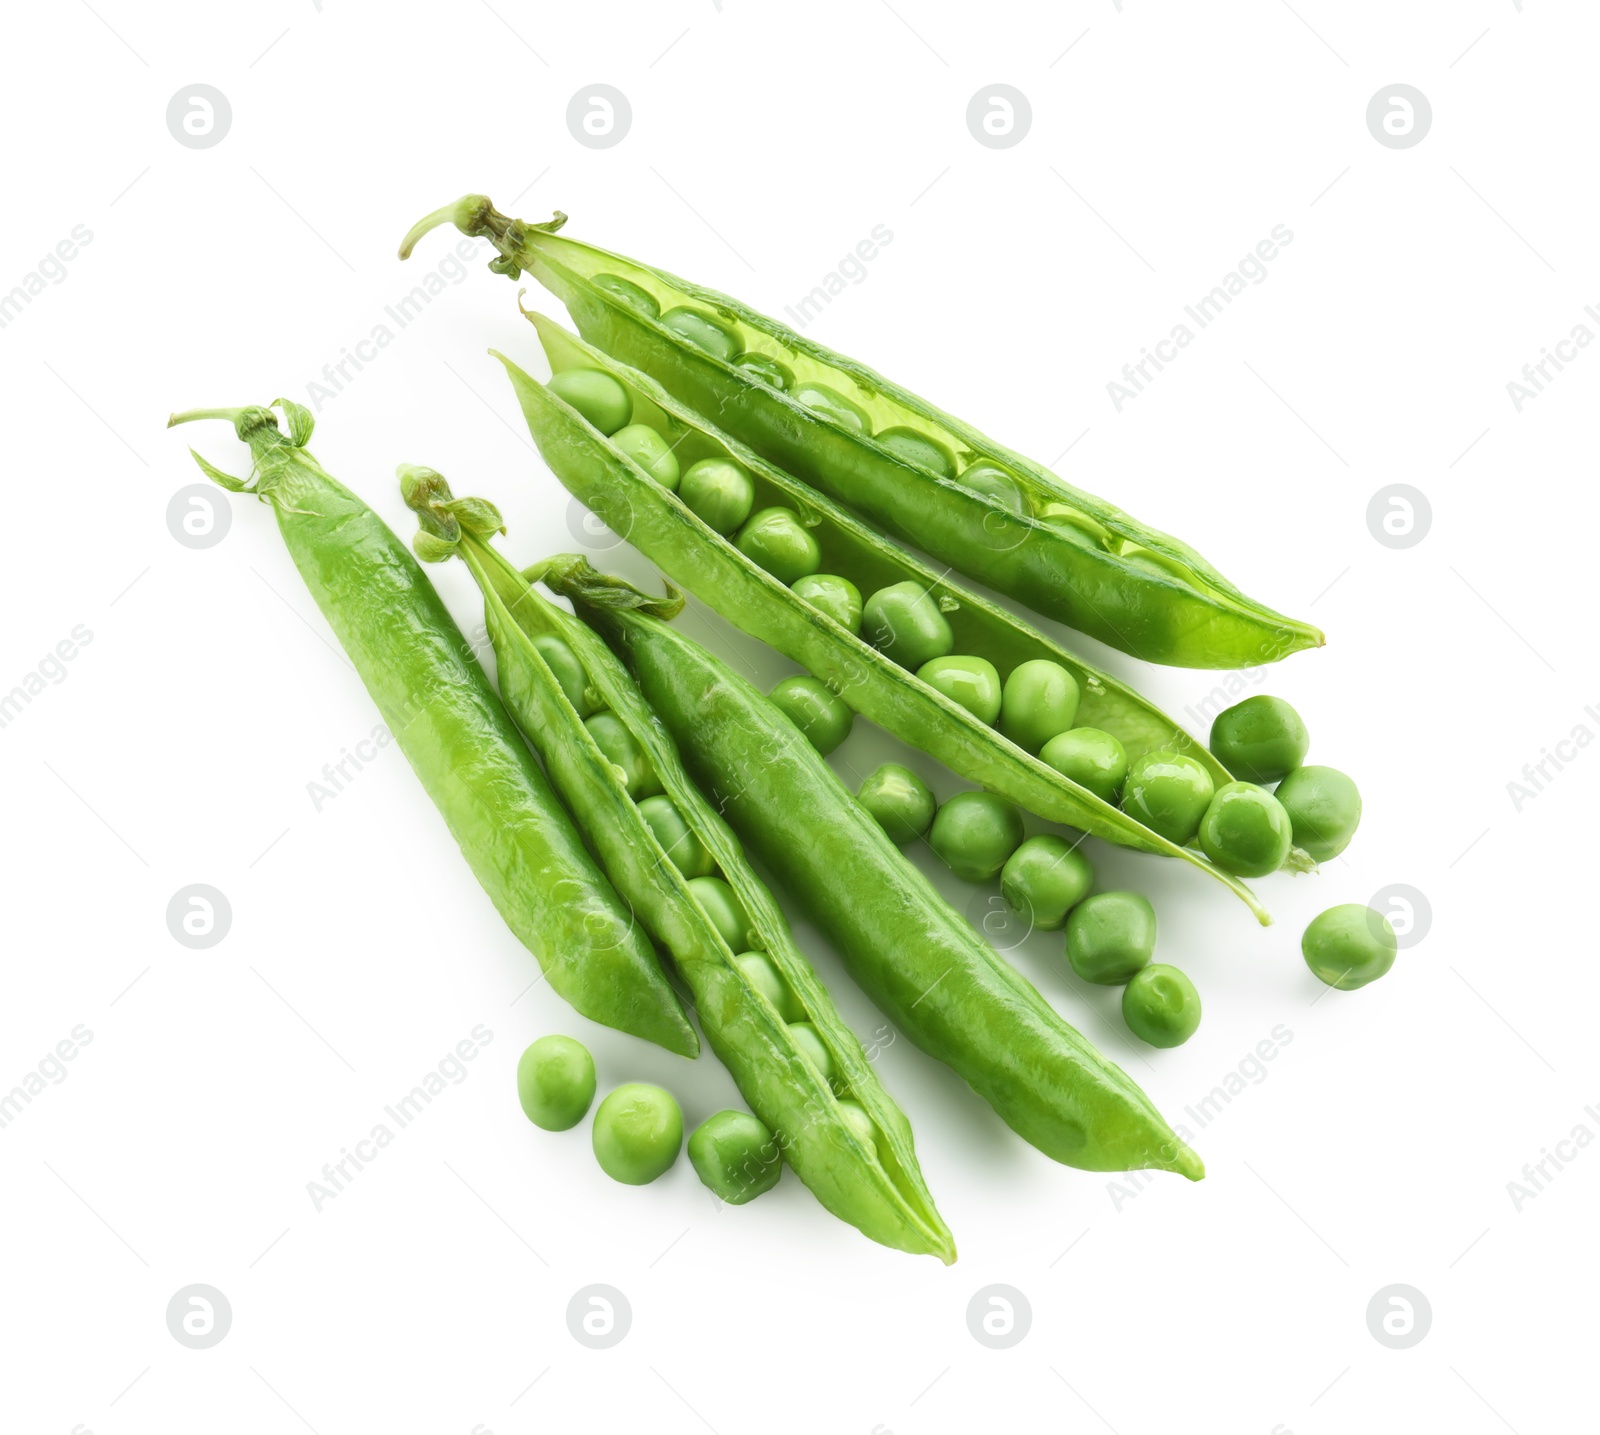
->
[585, 710, 662, 798]
[793, 380, 871, 435]
[957, 462, 1030, 516]
[1122, 965, 1201, 1048]
[1198, 782, 1293, 878]
[1039, 727, 1129, 805]
[688, 876, 754, 952]
[1122, 751, 1215, 845]
[857, 763, 936, 846]
[736, 353, 794, 391]
[770, 675, 853, 756]
[610, 423, 681, 490]
[792, 573, 863, 634]
[1000, 835, 1094, 931]
[929, 791, 1024, 881]
[592, 273, 660, 318]
[636, 794, 715, 880]
[689, 1110, 782, 1204]
[834, 1099, 878, 1157]
[661, 306, 743, 362]
[516, 1035, 596, 1131]
[862, 580, 954, 670]
[549, 368, 633, 436]
[1274, 766, 1362, 862]
[592, 1082, 683, 1185]
[1209, 695, 1309, 784]
[736, 951, 804, 1022]
[1065, 892, 1156, 986]
[736, 507, 822, 585]
[917, 655, 1002, 725]
[999, 659, 1081, 753]
[532, 633, 597, 717]
[1302, 904, 1397, 990]
[788, 1021, 836, 1088]
[876, 426, 957, 477]
[679, 457, 755, 535]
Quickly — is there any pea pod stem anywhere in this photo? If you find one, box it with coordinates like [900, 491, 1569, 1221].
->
[167, 404, 698, 1058]
[545, 554, 1204, 1182]
[491, 330, 1272, 925]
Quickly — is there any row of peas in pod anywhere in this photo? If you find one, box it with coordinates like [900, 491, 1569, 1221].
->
[530, 618, 890, 1157]
[516, 1034, 789, 1202]
[589, 275, 1048, 526]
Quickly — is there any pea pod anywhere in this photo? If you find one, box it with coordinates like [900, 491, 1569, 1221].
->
[400, 196, 1321, 670]
[402, 475, 953, 1262]
[542, 555, 1205, 1181]
[491, 323, 1270, 925]
[164, 402, 697, 1057]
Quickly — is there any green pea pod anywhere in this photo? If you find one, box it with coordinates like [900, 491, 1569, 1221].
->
[543, 554, 1204, 1181]
[402, 473, 954, 1262]
[491, 328, 1271, 926]
[400, 196, 1321, 670]
[166, 402, 697, 1058]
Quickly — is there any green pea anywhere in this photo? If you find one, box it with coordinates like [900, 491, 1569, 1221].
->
[1038, 505, 1111, 550]
[736, 950, 804, 1022]
[532, 633, 597, 717]
[636, 794, 715, 880]
[679, 457, 754, 535]
[857, 763, 936, 846]
[585, 710, 662, 798]
[661, 306, 743, 362]
[1121, 548, 1198, 584]
[736, 507, 822, 585]
[610, 423, 681, 490]
[1197, 782, 1293, 878]
[788, 1021, 837, 1088]
[689, 1110, 782, 1204]
[592, 273, 660, 318]
[736, 353, 794, 391]
[1274, 765, 1362, 862]
[1122, 965, 1201, 1048]
[770, 675, 853, 756]
[862, 580, 954, 670]
[834, 1099, 878, 1157]
[1000, 835, 1093, 931]
[957, 462, 1030, 517]
[793, 380, 871, 435]
[1122, 751, 1215, 845]
[928, 791, 1024, 882]
[917, 654, 1002, 725]
[516, 1035, 596, 1131]
[1209, 695, 1309, 784]
[1302, 904, 1397, 990]
[792, 573, 863, 634]
[548, 368, 633, 436]
[687, 876, 754, 952]
[1039, 727, 1129, 805]
[876, 426, 957, 477]
[1065, 892, 1156, 986]
[999, 659, 1081, 753]
[592, 1082, 683, 1185]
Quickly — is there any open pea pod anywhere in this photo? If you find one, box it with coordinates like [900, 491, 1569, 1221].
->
[400, 196, 1321, 670]
[401, 473, 954, 1263]
[492, 322, 1271, 925]
[543, 555, 1205, 1181]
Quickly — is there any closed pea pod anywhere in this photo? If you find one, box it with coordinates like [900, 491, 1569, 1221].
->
[543, 555, 1205, 1180]
[167, 405, 695, 1056]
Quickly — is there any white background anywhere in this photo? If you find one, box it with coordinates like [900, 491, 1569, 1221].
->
[1, 2, 1594, 1432]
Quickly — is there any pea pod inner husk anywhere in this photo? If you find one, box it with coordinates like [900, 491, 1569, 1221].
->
[544, 554, 1204, 1182]
[165, 403, 697, 1057]
[398, 196, 1322, 670]
[402, 480, 954, 1262]
[491, 327, 1271, 926]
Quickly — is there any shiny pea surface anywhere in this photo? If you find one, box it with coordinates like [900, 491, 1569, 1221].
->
[917, 655, 1002, 725]
[680, 457, 755, 535]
